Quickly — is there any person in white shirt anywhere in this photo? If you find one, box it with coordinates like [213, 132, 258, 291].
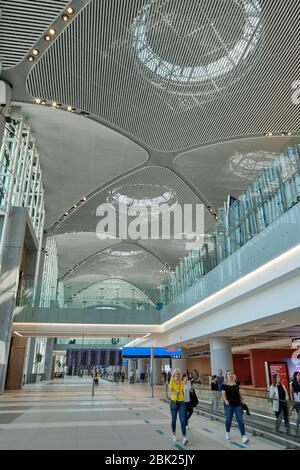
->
[290, 371, 300, 436]
[182, 373, 193, 429]
[269, 374, 290, 435]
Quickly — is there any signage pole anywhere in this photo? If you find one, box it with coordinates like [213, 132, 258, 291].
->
[150, 346, 154, 398]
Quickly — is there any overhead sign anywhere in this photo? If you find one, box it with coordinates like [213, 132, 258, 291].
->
[122, 347, 182, 359]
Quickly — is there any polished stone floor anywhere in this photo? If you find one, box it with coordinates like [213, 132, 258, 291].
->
[0, 378, 284, 450]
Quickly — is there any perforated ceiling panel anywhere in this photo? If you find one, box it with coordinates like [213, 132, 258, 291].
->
[26, 0, 300, 151]
[0, 0, 69, 69]
[175, 136, 296, 210]
[53, 165, 213, 235]
[63, 242, 167, 301]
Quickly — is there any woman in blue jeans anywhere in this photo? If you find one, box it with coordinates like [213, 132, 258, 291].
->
[168, 369, 188, 445]
[221, 370, 249, 444]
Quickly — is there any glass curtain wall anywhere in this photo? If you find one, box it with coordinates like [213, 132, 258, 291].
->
[160, 140, 300, 306]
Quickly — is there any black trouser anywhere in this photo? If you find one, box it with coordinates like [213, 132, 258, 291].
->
[275, 402, 290, 432]
[186, 402, 194, 425]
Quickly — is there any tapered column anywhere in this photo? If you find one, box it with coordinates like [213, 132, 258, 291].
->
[136, 358, 147, 382]
[44, 338, 55, 381]
[152, 358, 162, 385]
[209, 337, 233, 375]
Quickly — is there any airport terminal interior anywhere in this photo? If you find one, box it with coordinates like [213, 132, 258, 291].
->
[0, 0, 300, 451]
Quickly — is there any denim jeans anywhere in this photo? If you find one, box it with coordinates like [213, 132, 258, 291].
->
[185, 402, 194, 425]
[224, 404, 246, 436]
[170, 401, 186, 436]
[295, 404, 300, 427]
[275, 402, 290, 433]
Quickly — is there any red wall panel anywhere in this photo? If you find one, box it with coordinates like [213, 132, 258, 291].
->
[249, 349, 292, 388]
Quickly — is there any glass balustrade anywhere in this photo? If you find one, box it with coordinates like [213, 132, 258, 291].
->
[165, 385, 300, 440]
[17, 140, 300, 314]
[16, 280, 156, 311]
[160, 139, 300, 306]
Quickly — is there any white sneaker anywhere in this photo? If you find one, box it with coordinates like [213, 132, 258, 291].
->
[182, 437, 189, 446]
[226, 432, 230, 440]
[172, 434, 177, 443]
[242, 435, 249, 444]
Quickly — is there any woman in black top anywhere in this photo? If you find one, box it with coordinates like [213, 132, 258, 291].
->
[221, 370, 249, 444]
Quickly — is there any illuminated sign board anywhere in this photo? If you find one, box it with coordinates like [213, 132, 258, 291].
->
[122, 347, 182, 359]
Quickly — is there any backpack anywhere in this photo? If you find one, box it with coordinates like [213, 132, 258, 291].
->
[190, 389, 198, 407]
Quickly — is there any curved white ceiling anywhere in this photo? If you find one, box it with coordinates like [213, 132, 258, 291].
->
[63, 242, 169, 300]
[19, 103, 149, 226]
[53, 165, 213, 234]
[25, 0, 300, 151]
[175, 136, 297, 209]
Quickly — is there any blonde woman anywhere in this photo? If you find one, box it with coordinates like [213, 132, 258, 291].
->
[221, 370, 249, 444]
[168, 369, 188, 445]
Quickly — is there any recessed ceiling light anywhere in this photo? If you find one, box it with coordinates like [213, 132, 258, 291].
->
[41, 100, 46, 105]
[62, 14, 69, 22]
[288, 131, 292, 136]
[52, 101, 58, 108]
[81, 111, 90, 117]
[56, 103, 62, 109]
[82, 197, 87, 202]
[28, 55, 35, 63]
[49, 28, 56, 36]
[67, 6, 75, 15]
[44, 34, 51, 42]
[35, 98, 42, 104]
[32, 49, 39, 56]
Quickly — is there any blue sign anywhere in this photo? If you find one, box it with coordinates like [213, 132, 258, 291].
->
[122, 347, 182, 359]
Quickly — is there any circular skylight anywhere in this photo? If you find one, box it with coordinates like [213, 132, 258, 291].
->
[132, 0, 262, 97]
[107, 183, 178, 213]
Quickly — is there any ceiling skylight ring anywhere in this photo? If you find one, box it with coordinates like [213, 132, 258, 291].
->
[132, 0, 262, 87]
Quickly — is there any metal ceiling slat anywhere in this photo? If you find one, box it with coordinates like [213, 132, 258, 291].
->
[26, 0, 300, 152]
[0, 0, 69, 69]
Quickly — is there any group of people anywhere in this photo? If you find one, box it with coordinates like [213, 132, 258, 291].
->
[168, 368, 250, 446]
[269, 371, 300, 436]
[168, 369, 198, 446]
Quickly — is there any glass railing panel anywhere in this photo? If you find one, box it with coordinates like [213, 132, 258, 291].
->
[160, 139, 300, 307]
[187, 387, 300, 439]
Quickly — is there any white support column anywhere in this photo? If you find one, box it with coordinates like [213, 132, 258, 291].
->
[152, 358, 162, 385]
[24, 142, 35, 208]
[29, 153, 39, 218]
[0, 119, 23, 271]
[209, 337, 233, 376]
[17, 129, 31, 206]
[136, 358, 147, 382]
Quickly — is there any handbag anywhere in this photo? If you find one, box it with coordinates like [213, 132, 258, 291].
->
[190, 389, 199, 407]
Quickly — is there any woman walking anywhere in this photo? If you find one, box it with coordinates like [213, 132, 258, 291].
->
[182, 373, 193, 429]
[168, 369, 188, 445]
[290, 371, 300, 436]
[270, 374, 290, 435]
[221, 370, 249, 444]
